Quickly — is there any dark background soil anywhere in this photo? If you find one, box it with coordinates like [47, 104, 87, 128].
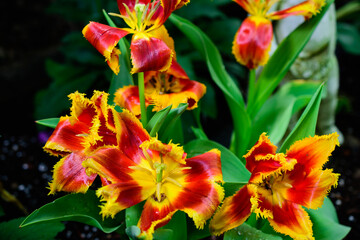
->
[1, 0, 359, 239]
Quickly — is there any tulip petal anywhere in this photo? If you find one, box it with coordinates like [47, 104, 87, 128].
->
[138, 197, 177, 238]
[244, 133, 294, 183]
[49, 153, 96, 194]
[232, 16, 273, 69]
[82, 22, 130, 74]
[174, 150, 223, 228]
[269, 0, 325, 20]
[114, 85, 143, 117]
[268, 201, 314, 240]
[83, 146, 155, 217]
[285, 165, 339, 209]
[209, 185, 253, 236]
[119, 110, 151, 163]
[130, 33, 173, 73]
[285, 133, 339, 173]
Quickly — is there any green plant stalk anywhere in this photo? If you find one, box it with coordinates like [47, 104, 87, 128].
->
[138, 72, 147, 126]
[247, 69, 256, 107]
[336, 1, 360, 20]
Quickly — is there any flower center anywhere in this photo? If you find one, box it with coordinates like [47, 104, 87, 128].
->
[147, 74, 178, 94]
[257, 172, 293, 207]
[109, 0, 161, 32]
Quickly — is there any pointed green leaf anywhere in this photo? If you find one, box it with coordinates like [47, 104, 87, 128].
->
[36, 118, 60, 128]
[146, 105, 172, 137]
[20, 191, 124, 233]
[158, 103, 188, 143]
[279, 83, 324, 153]
[169, 14, 250, 158]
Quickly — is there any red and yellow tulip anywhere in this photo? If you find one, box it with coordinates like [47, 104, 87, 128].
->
[210, 132, 339, 240]
[82, 0, 188, 74]
[232, 0, 325, 69]
[43, 91, 120, 194]
[82, 110, 224, 239]
[114, 60, 206, 116]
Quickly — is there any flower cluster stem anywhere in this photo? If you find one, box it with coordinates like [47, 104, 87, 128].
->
[138, 72, 147, 126]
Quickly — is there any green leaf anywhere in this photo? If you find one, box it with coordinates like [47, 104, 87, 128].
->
[224, 223, 282, 240]
[169, 14, 244, 108]
[248, 0, 334, 118]
[307, 198, 351, 240]
[20, 190, 124, 233]
[157, 211, 187, 240]
[125, 202, 144, 227]
[35, 118, 60, 128]
[191, 127, 208, 140]
[0, 217, 65, 240]
[337, 22, 360, 55]
[169, 14, 250, 158]
[251, 80, 320, 146]
[184, 139, 250, 183]
[146, 105, 172, 137]
[158, 103, 188, 143]
[35, 60, 98, 119]
[279, 83, 324, 153]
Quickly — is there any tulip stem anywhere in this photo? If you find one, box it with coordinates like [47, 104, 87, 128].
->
[247, 69, 256, 107]
[138, 72, 147, 126]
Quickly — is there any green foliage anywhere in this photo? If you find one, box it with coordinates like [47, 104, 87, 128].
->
[0, 217, 65, 240]
[20, 190, 124, 233]
[35, 118, 60, 128]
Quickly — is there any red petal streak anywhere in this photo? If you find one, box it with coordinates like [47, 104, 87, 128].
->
[118, 110, 150, 164]
[138, 197, 176, 236]
[210, 185, 252, 235]
[285, 164, 339, 209]
[114, 86, 142, 117]
[130, 34, 173, 73]
[285, 133, 339, 174]
[44, 117, 92, 155]
[49, 153, 96, 194]
[232, 17, 272, 69]
[83, 22, 129, 74]
[184, 149, 222, 183]
[244, 133, 278, 174]
[85, 147, 137, 183]
[268, 201, 314, 240]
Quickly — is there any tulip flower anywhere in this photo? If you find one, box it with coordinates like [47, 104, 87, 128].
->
[82, 0, 188, 74]
[82, 110, 224, 239]
[233, 0, 325, 69]
[44, 91, 119, 194]
[210, 132, 339, 240]
[114, 60, 206, 117]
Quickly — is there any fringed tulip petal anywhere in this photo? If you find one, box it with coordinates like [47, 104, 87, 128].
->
[232, 16, 273, 69]
[130, 33, 173, 74]
[209, 185, 254, 236]
[138, 197, 177, 238]
[49, 153, 96, 194]
[119, 110, 151, 163]
[115, 85, 143, 117]
[285, 133, 340, 173]
[269, 0, 326, 20]
[82, 22, 130, 74]
[174, 150, 223, 228]
[285, 165, 339, 209]
[268, 201, 314, 240]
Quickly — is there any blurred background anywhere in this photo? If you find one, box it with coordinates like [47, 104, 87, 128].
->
[1, 0, 360, 239]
